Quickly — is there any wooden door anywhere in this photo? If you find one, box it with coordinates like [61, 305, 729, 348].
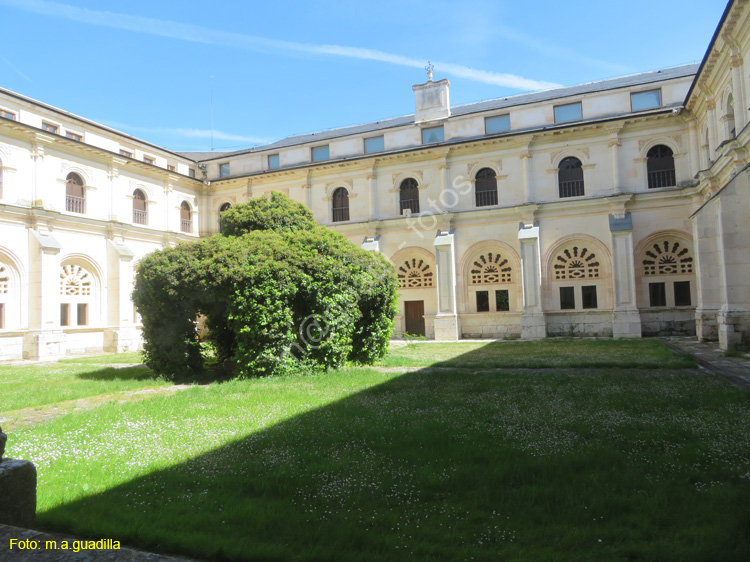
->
[404, 300, 425, 336]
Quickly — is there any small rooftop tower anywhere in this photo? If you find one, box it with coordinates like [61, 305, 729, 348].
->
[413, 61, 450, 123]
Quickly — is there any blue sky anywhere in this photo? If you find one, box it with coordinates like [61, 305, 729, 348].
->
[0, 0, 729, 152]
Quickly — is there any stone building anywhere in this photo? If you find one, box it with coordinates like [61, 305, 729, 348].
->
[0, 0, 748, 360]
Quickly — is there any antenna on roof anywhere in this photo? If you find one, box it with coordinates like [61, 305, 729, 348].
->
[210, 75, 214, 152]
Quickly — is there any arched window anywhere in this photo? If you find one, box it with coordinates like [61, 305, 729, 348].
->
[132, 189, 147, 225]
[218, 202, 231, 230]
[641, 238, 694, 308]
[558, 157, 584, 198]
[332, 188, 350, 222]
[396, 257, 433, 288]
[553, 246, 600, 280]
[468, 251, 514, 312]
[552, 244, 601, 310]
[60, 264, 93, 327]
[180, 201, 192, 233]
[66, 172, 85, 213]
[726, 94, 736, 139]
[475, 168, 498, 207]
[399, 178, 420, 215]
[646, 145, 676, 189]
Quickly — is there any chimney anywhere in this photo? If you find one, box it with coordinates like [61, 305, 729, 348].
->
[413, 76, 450, 123]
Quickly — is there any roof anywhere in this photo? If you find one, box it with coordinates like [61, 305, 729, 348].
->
[193, 64, 700, 163]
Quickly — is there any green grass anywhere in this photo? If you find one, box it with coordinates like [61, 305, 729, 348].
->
[58, 351, 145, 365]
[0, 360, 169, 413]
[4, 340, 748, 562]
[381, 339, 695, 369]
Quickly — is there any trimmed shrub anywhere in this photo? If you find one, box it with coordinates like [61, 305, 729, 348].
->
[133, 193, 398, 378]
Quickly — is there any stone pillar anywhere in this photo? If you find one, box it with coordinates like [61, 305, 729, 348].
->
[361, 235, 380, 252]
[104, 239, 139, 353]
[520, 148, 533, 203]
[195, 178, 210, 237]
[367, 164, 378, 220]
[692, 210, 719, 341]
[609, 214, 641, 338]
[518, 222, 545, 339]
[433, 229, 458, 340]
[23, 228, 64, 360]
[107, 162, 122, 222]
[706, 98, 717, 161]
[608, 135, 621, 194]
[730, 53, 747, 131]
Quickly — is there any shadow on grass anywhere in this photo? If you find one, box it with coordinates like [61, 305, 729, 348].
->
[75, 366, 156, 382]
[75, 363, 236, 385]
[41, 341, 747, 562]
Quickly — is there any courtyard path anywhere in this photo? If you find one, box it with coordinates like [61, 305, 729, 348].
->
[0, 384, 193, 431]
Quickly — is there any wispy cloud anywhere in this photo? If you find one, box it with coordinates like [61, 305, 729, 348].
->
[0, 0, 563, 91]
[101, 121, 272, 145]
[491, 24, 630, 75]
[0, 55, 32, 82]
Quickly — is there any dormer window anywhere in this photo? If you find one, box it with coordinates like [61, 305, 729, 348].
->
[631, 89, 662, 111]
[421, 126, 444, 144]
[364, 136, 385, 154]
[219, 162, 230, 177]
[268, 154, 280, 169]
[312, 146, 330, 162]
[554, 103, 582, 123]
[143, 156, 155, 165]
[485, 115, 510, 134]
[42, 122, 59, 134]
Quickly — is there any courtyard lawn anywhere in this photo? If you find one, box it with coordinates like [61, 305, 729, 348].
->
[0, 353, 170, 415]
[382, 338, 696, 369]
[57, 351, 146, 365]
[3, 341, 749, 562]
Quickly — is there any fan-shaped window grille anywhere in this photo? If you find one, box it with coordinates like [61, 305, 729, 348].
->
[553, 246, 600, 280]
[397, 258, 434, 288]
[642, 240, 693, 276]
[470, 252, 512, 284]
[60, 264, 92, 296]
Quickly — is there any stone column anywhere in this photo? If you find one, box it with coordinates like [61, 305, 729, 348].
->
[24, 228, 64, 360]
[433, 229, 458, 340]
[520, 148, 533, 203]
[609, 213, 641, 338]
[608, 134, 622, 194]
[730, 53, 747, 131]
[367, 162, 378, 220]
[692, 210, 719, 341]
[518, 222, 545, 339]
[706, 98, 717, 161]
[104, 239, 139, 353]
[195, 177, 210, 237]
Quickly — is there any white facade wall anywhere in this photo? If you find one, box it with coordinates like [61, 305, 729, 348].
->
[1, 0, 750, 357]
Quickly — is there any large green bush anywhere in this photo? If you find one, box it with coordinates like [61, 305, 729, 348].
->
[133, 193, 398, 378]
